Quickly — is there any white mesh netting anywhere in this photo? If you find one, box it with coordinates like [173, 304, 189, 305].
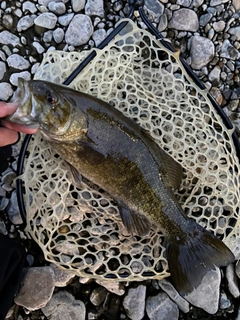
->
[21, 19, 240, 281]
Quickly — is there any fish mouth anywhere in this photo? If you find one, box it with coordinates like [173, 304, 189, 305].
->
[7, 78, 39, 128]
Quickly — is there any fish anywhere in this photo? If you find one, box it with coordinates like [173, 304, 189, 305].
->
[8, 78, 235, 294]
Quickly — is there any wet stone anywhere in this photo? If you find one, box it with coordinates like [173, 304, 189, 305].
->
[15, 267, 55, 310]
[90, 286, 107, 306]
[123, 285, 146, 320]
[220, 291, 231, 309]
[146, 292, 179, 320]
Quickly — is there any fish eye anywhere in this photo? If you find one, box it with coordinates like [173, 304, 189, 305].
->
[47, 92, 57, 105]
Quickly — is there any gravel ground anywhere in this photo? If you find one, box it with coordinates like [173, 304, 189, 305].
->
[0, 0, 240, 319]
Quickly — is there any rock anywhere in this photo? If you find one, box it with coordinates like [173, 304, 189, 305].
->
[168, 9, 199, 31]
[23, 1, 37, 13]
[50, 263, 75, 287]
[15, 267, 55, 310]
[43, 30, 53, 42]
[58, 13, 74, 26]
[210, 0, 229, 5]
[226, 263, 240, 298]
[17, 15, 35, 32]
[7, 190, 23, 224]
[0, 82, 13, 100]
[10, 71, 31, 86]
[146, 292, 179, 320]
[212, 20, 225, 32]
[123, 285, 146, 320]
[53, 28, 65, 44]
[190, 35, 214, 69]
[232, 0, 240, 10]
[209, 65, 221, 83]
[71, 0, 86, 12]
[48, 1, 66, 15]
[220, 39, 240, 60]
[158, 14, 168, 32]
[85, 0, 104, 18]
[158, 278, 189, 313]
[2, 14, 14, 30]
[183, 268, 221, 314]
[199, 13, 213, 27]
[220, 291, 231, 309]
[7, 54, 30, 70]
[32, 41, 45, 54]
[144, 0, 164, 21]
[228, 27, 240, 41]
[96, 280, 125, 295]
[177, 0, 192, 6]
[34, 12, 58, 29]
[90, 286, 107, 306]
[0, 61, 6, 80]
[92, 28, 107, 46]
[42, 291, 86, 320]
[65, 14, 93, 46]
[0, 30, 20, 46]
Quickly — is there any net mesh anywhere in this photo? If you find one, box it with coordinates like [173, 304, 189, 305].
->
[21, 19, 240, 281]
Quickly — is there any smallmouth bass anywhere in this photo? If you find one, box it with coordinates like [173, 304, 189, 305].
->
[8, 78, 235, 294]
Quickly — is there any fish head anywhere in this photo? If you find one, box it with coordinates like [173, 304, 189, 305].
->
[9, 78, 87, 142]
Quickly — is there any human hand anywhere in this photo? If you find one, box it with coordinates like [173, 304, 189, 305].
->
[0, 102, 38, 147]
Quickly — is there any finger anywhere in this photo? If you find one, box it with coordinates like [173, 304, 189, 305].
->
[1, 120, 38, 134]
[0, 102, 18, 118]
[0, 127, 19, 147]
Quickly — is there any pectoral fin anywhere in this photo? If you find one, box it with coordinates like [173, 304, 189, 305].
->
[118, 203, 151, 236]
[64, 161, 82, 188]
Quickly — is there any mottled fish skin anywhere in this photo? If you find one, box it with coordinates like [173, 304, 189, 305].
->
[8, 79, 235, 294]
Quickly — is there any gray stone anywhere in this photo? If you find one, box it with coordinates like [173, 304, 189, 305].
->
[71, 0, 86, 12]
[210, 0, 229, 5]
[212, 20, 225, 32]
[220, 291, 231, 309]
[146, 292, 179, 320]
[158, 278, 189, 313]
[0, 82, 13, 101]
[15, 267, 55, 310]
[34, 12, 57, 29]
[50, 263, 75, 287]
[192, 0, 204, 7]
[220, 39, 240, 60]
[65, 14, 93, 46]
[168, 9, 199, 31]
[209, 65, 221, 82]
[158, 14, 168, 32]
[200, 13, 213, 27]
[10, 71, 31, 86]
[58, 13, 74, 26]
[85, 0, 104, 18]
[7, 190, 23, 225]
[23, 1, 37, 13]
[228, 27, 240, 41]
[2, 14, 13, 30]
[0, 61, 6, 80]
[144, 0, 164, 21]
[96, 280, 125, 295]
[0, 30, 20, 46]
[2, 171, 16, 184]
[43, 30, 53, 43]
[17, 16, 35, 32]
[90, 287, 107, 306]
[176, 0, 192, 6]
[183, 268, 221, 314]
[42, 291, 86, 320]
[190, 35, 214, 69]
[0, 198, 9, 212]
[123, 285, 146, 320]
[53, 28, 65, 44]
[32, 41, 45, 54]
[7, 54, 30, 70]
[226, 263, 240, 298]
[232, 0, 240, 10]
[92, 28, 107, 46]
[48, 1, 66, 15]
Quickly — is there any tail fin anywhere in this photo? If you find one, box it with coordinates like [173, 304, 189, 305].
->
[167, 223, 235, 295]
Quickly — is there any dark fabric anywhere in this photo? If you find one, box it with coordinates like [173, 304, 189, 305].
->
[0, 145, 12, 174]
[0, 233, 26, 320]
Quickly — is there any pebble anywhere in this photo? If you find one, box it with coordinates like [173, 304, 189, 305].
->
[226, 263, 240, 298]
[17, 15, 35, 32]
[92, 28, 107, 46]
[232, 0, 240, 10]
[228, 27, 240, 41]
[41, 291, 86, 320]
[146, 292, 179, 320]
[158, 278, 189, 313]
[90, 286, 107, 306]
[210, 0, 229, 5]
[190, 35, 215, 69]
[22, 1, 37, 13]
[71, 0, 86, 12]
[158, 14, 168, 32]
[220, 39, 240, 60]
[58, 13, 74, 26]
[123, 285, 146, 320]
[7, 190, 23, 224]
[50, 263, 75, 287]
[32, 41, 45, 54]
[9, 71, 31, 86]
[34, 12, 58, 29]
[43, 30, 53, 43]
[7, 54, 30, 70]
[144, 0, 164, 21]
[183, 268, 221, 314]
[15, 267, 55, 310]
[220, 291, 231, 309]
[53, 28, 65, 44]
[48, 1, 66, 16]
[65, 14, 93, 46]
[212, 20, 225, 32]
[0, 61, 6, 80]
[0, 82, 13, 100]
[2, 14, 14, 30]
[209, 65, 221, 83]
[0, 30, 20, 46]
[96, 280, 125, 296]
[168, 9, 199, 31]
[85, 0, 104, 18]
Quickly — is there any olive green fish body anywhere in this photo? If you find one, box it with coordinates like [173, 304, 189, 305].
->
[8, 79, 235, 294]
